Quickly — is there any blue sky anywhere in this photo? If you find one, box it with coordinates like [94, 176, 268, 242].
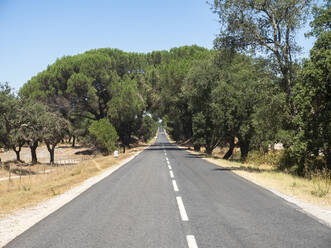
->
[0, 0, 315, 91]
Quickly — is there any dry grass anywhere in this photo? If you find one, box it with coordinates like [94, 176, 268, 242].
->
[0, 139, 154, 216]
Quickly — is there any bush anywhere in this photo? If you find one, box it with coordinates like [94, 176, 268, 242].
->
[88, 118, 118, 154]
[246, 150, 282, 167]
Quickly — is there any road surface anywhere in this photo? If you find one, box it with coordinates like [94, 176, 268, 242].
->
[5, 128, 331, 247]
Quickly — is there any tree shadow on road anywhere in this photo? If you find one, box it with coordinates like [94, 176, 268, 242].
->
[211, 166, 273, 173]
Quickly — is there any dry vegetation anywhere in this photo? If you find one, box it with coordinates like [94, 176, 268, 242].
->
[0, 140, 154, 216]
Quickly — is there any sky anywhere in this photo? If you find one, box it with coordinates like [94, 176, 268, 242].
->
[0, 0, 316, 91]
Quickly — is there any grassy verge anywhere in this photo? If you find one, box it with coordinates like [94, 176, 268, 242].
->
[0, 139, 154, 216]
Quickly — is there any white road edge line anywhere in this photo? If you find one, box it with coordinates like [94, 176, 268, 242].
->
[186, 235, 198, 248]
[170, 170, 174, 178]
[172, 180, 179, 192]
[176, 196, 189, 221]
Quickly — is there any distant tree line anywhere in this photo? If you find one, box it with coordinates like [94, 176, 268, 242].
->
[1, 0, 329, 176]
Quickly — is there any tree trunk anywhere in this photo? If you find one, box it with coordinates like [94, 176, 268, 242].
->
[72, 135, 76, 148]
[14, 150, 21, 162]
[46, 143, 56, 164]
[194, 145, 201, 152]
[239, 140, 250, 162]
[29, 141, 38, 164]
[13, 147, 21, 162]
[205, 146, 213, 156]
[12, 142, 24, 162]
[50, 147, 55, 164]
[223, 138, 235, 160]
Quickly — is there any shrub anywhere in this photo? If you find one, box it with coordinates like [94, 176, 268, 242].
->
[311, 168, 331, 197]
[246, 150, 283, 167]
[88, 118, 118, 154]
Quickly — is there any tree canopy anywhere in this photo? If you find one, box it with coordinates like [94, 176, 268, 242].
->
[1, 1, 329, 176]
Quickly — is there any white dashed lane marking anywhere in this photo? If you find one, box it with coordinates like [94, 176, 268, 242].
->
[176, 196, 189, 221]
[172, 180, 179, 192]
[165, 153, 198, 247]
[186, 235, 198, 248]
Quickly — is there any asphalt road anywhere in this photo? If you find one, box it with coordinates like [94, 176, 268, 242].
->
[6, 128, 331, 247]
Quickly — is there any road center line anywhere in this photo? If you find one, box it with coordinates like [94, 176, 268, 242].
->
[168, 165, 172, 170]
[186, 235, 198, 248]
[166, 157, 169, 162]
[169, 170, 174, 178]
[172, 180, 179, 192]
[167, 160, 170, 165]
[176, 196, 189, 221]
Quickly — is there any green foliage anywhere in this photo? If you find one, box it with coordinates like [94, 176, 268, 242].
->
[17, 35, 329, 180]
[150, 46, 212, 141]
[290, 30, 331, 172]
[42, 112, 69, 145]
[184, 56, 221, 154]
[210, 0, 312, 111]
[88, 118, 118, 154]
[107, 76, 144, 148]
[211, 53, 275, 160]
[137, 115, 158, 142]
[0, 83, 24, 152]
[306, 0, 331, 37]
[19, 102, 46, 146]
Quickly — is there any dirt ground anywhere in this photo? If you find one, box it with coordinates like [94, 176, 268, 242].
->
[0, 144, 94, 178]
[1, 144, 91, 163]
